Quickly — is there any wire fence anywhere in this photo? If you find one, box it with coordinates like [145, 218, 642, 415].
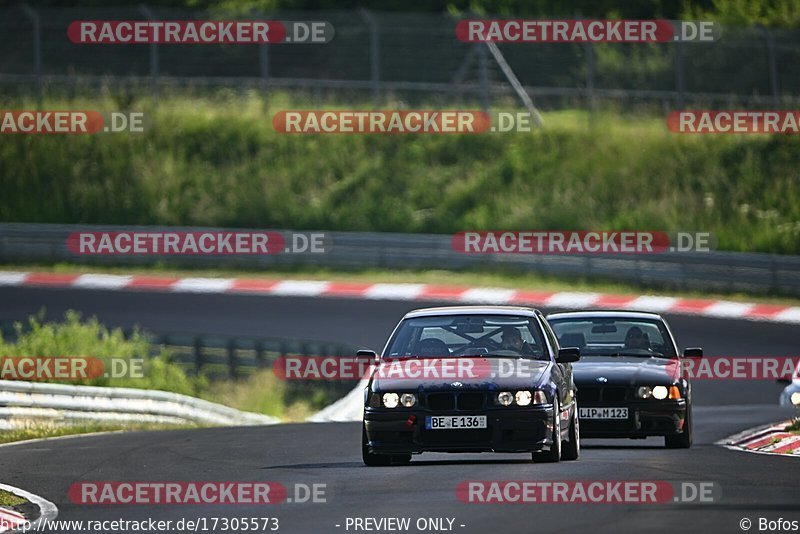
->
[2, 5, 800, 111]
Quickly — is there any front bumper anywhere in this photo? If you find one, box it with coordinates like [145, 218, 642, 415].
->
[578, 400, 688, 438]
[364, 406, 554, 454]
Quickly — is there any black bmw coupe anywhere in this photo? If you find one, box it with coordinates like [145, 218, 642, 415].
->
[361, 306, 581, 465]
[547, 311, 701, 448]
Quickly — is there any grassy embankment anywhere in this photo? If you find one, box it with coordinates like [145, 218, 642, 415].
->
[0, 312, 319, 443]
[0, 93, 798, 254]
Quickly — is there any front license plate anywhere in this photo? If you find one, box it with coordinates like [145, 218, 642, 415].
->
[425, 415, 487, 429]
[579, 407, 628, 419]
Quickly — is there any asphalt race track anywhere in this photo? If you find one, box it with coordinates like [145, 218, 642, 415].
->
[1, 286, 799, 534]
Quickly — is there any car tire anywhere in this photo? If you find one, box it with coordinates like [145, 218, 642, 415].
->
[561, 404, 580, 461]
[664, 406, 693, 449]
[362, 424, 391, 466]
[532, 398, 562, 463]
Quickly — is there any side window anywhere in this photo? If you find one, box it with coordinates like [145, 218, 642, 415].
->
[537, 313, 560, 357]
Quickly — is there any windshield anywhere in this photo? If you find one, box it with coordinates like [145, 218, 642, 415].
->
[385, 314, 549, 361]
[548, 317, 676, 358]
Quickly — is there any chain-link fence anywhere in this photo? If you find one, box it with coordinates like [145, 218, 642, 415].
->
[2, 5, 800, 110]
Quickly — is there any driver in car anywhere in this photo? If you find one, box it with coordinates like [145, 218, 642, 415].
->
[624, 326, 651, 351]
[501, 327, 534, 355]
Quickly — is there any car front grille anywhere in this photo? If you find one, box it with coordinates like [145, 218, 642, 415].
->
[578, 386, 628, 402]
[425, 392, 486, 411]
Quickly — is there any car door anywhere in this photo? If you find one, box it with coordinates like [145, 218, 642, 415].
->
[537, 312, 574, 433]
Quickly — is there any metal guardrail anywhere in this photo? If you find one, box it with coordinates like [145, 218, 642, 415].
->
[0, 379, 279, 428]
[2, 223, 800, 296]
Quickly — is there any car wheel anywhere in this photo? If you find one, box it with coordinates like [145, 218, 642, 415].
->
[362, 424, 391, 466]
[532, 398, 562, 463]
[664, 406, 693, 449]
[561, 404, 580, 461]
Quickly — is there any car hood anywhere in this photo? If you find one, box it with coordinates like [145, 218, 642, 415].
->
[573, 356, 680, 386]
[371, 357, 551, 392]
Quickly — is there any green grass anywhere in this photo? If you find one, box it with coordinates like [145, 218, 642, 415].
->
[1, 92, 798, 253]
[201, 369, 322, 422]
[0, 490, 26, 507]
[0, 311, 337, 435]
[0, 310, 200, 394]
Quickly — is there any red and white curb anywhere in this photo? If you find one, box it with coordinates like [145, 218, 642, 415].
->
[0, 482, 58, 533]
[3, 270, 800, 324]
[717, 420, 800, 457]
[0, 508, 24, 534]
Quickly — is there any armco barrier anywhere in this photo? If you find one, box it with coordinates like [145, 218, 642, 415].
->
[2, 223, 800, 297]
[0, 379, 279, 428]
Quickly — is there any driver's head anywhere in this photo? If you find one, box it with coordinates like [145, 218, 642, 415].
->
[624, 326, 648, 349]
[501, 327, 523, 350]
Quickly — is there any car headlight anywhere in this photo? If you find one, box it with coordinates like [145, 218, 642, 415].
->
[652, 385, 669, 400]
[497, 391, 514, 406]
[637, 385, 679, 400]
[791, 392, 800, 406]
[400, 393, 417, 407]
[382, 392, 400, 408]
[515, 390, 532, 406]
[496, 390, 546, 406]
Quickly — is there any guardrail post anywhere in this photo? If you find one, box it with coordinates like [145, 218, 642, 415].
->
[761, 26, 780, 107]
[259, 42, 270, 94]
[478, 41, 490, 112]
[139, 4, 159, 103]
[359, 9, 381, 107]
[255, 340, 264, 367]
[585, 41, 596, 127]
[258, 10, 270, 101]
[194, 337, 203, 375]
[20, 4, 42, 107]
[674, 40, 685, 108]
[227, 339, 237, 378]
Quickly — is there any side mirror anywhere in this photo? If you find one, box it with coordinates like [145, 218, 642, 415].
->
[683, 348, 703, 358]
[357, 349, 380, 364]
[557, 347, 580, 364]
